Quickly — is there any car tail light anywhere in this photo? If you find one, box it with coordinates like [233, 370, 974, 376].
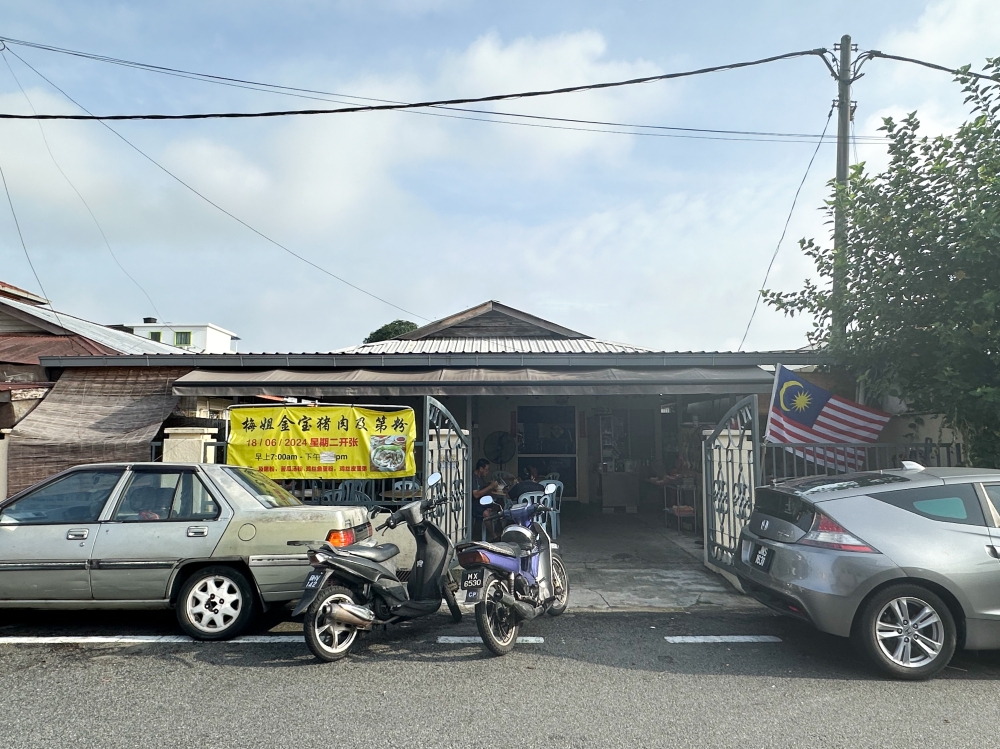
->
[457, 549, 490, 567]
[326, 528, 356, 547]
[798, 511, 878, 553]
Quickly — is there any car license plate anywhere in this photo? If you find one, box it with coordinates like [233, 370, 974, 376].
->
[751, 544, 773, 572]
[461, 569, 484, 590]
[305, 572, 323, 589]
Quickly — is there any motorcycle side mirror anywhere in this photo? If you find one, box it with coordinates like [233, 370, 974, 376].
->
[479, 496, 493, 506]
[544, 483, 557, 495]
[368, 506, 382, 520]
[426, 472, 442, 488]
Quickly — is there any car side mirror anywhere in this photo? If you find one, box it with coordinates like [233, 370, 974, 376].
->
[426, 472, 442, 487]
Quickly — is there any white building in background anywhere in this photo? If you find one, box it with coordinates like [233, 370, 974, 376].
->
[128, 318, 239, 354]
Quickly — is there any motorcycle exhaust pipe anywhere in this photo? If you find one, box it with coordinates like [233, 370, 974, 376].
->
[326, 602, 376, 630]
[500, 592, 542, 621]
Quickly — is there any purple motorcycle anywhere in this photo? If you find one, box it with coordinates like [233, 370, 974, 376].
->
[455, 484, 570, 655]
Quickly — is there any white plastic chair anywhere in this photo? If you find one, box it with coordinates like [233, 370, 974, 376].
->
[541, 480, 564, 539]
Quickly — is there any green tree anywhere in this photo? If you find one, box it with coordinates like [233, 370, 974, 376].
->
[764, 59, 1000, 466]
[364, 319, 418, 343]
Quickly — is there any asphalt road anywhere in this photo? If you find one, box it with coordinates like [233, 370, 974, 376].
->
[1, 606, 998, 749]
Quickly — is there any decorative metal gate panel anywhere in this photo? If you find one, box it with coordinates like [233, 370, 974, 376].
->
[423, 397, 471, 546]
[703, 395, 759, 570]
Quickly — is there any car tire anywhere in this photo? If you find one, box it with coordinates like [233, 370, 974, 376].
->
[852, 583, 957, 680]
[177, 566, 256, 641]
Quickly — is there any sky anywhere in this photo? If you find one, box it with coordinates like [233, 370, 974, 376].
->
[0, 0, 997, 353]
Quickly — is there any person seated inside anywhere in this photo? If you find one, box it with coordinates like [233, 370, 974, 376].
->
[472, 459, 501, 540]
[507, 464, 545, 504]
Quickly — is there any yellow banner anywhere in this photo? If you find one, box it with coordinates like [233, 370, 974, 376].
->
[227, 406, 417, 480]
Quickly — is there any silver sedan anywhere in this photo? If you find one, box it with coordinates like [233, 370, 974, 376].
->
[0, 463, 370, 639]
[735, 466, 1000, 679]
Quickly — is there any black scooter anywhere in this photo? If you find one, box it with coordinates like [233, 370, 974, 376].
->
[291, 472, 462, 662]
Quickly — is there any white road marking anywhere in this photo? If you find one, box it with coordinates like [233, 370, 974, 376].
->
[0, 635, 306, 645]
[664, 635, 782, 643]
[437, 636, 544, 644]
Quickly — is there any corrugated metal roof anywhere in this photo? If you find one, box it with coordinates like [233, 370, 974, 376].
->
[0, 297, 185, 355]
[0, 334, 117, 365]
[333, 337, 652, 355]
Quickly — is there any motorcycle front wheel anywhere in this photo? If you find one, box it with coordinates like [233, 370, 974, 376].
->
[475, 576, 519, 656]
[304, 585, 363, 663]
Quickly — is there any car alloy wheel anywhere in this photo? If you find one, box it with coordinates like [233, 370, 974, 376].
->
[177, 565, 256, 640]
[875, 596, 944, 668]
[853, 583, 956, 680]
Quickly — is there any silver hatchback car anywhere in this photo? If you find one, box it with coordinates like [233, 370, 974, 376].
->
[735, 466, 1000, 679]
[0, 463, 370, 640]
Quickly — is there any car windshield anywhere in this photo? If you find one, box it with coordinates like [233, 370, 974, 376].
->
[220, 467, 302, 508]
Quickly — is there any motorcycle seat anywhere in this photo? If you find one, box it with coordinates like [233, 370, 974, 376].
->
[468, 541, 520, 558]
[341, 543, 400, 563]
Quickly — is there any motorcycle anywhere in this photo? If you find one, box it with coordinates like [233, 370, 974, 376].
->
[455, 483, 570, 655]
[291, 472, 462, 662]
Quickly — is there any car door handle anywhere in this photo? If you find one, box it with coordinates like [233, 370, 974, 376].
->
[66, 528, 89, 540]
[187, 526, 209, 538]
[987, 545, 1000, 559]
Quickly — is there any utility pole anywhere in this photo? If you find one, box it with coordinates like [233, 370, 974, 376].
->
[830, 34, 854, 347]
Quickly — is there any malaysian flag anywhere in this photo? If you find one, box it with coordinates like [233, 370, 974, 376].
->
[765, 364, 891, 470]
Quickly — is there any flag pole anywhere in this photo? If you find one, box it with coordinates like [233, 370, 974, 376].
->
[763, 363, 782, 444]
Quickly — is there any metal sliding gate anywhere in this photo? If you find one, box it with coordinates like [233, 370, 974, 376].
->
[423, 397, 472, 546]
[701, 394, 965, 575]
[702, 395, 759, 573]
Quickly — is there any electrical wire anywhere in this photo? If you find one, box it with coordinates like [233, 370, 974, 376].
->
[0, 155, 64, 328]
[0, 47, 831, 121]
[851, 119, 860, 168]
[865, 50, 1000, 82]
[737, 108, 834, 352]
[0, 35, 890, 143]
[4, 48, 430, 321]
[1, 50, 173, 333]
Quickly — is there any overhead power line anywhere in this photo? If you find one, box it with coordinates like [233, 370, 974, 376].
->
[863, 50, 1000, 82]
[0, 35, 890, 143]
[4, 48, 430, 322]
[1, 51, 171, 329]
[0, 157, 63, 328]
[737, 108, 834, 352]
[0, 47, 831, 120]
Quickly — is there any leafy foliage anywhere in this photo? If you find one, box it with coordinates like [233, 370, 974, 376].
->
[364, 319, 418, 343]
[763, 59, 1000, 465]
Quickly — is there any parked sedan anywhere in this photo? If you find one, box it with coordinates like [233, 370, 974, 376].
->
[0, 463, 371, 640]
[735, 466, 1000, 679]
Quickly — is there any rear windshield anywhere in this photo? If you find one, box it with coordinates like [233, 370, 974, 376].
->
[218, 467, 302, 508]
[754, 488, 815, 531]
